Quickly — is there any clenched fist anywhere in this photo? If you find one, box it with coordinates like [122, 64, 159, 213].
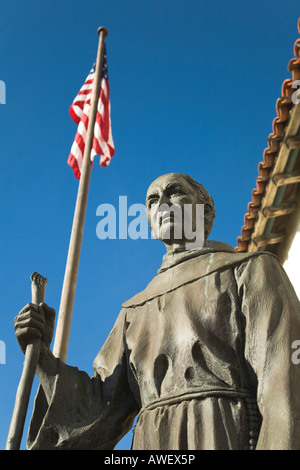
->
[14, 303, 55, 354]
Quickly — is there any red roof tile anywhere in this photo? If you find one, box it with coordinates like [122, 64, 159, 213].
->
[236, 19, 300, 253]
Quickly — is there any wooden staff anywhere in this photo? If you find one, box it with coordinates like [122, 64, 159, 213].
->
[6, 272, 48, 450]
[53, 27, 108, 362]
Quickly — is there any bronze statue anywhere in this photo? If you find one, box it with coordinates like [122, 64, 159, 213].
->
[14, 173, 300, 450]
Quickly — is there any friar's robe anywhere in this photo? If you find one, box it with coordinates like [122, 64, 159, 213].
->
[27, 241, 300, 450]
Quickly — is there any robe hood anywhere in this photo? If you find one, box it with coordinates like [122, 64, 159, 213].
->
[122, 241, 274, 308]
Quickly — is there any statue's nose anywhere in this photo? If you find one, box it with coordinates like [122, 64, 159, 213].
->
[158, 192, 172, 207]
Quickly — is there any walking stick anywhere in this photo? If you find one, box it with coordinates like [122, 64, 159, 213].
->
[5, 272, 48, 450]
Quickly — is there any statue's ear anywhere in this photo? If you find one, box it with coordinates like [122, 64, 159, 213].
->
[204, 204, 212, 216]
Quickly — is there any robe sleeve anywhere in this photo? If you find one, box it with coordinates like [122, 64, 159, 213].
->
[235, 253, 300, 450]
[27, 309, 139, 450]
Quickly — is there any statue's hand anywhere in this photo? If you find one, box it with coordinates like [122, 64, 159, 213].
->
[14, 303, 55, 354]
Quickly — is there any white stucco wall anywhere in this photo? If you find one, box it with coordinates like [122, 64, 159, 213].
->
[283, 225, 300, 300]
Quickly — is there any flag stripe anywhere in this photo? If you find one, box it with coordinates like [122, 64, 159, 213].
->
[68, 47, 115, 179]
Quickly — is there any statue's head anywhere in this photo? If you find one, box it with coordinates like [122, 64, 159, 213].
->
[145, 173, 215, 250]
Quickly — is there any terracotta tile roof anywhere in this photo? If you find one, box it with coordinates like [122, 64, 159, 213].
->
[236, 18, 300, 262]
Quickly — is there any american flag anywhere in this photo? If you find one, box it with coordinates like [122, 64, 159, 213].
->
[68, 47, 115, 179]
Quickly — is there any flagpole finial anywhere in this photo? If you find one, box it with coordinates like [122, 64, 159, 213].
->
[97, 26, 109, 37]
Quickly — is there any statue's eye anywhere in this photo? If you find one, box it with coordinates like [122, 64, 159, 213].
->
[169, 187, 183, 197]
[147, 196, 158, 208]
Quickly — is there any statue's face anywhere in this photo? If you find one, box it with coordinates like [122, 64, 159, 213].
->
[146, 173, 203, 246]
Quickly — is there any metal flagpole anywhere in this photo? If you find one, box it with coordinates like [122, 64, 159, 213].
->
[53, 26, 108, 362]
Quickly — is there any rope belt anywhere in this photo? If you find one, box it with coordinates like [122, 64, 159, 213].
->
[139, 387, 255, 414]
[135, 387, 260, 450]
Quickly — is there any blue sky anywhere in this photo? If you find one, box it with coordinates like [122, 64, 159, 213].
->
[1, 0, 299, 451]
